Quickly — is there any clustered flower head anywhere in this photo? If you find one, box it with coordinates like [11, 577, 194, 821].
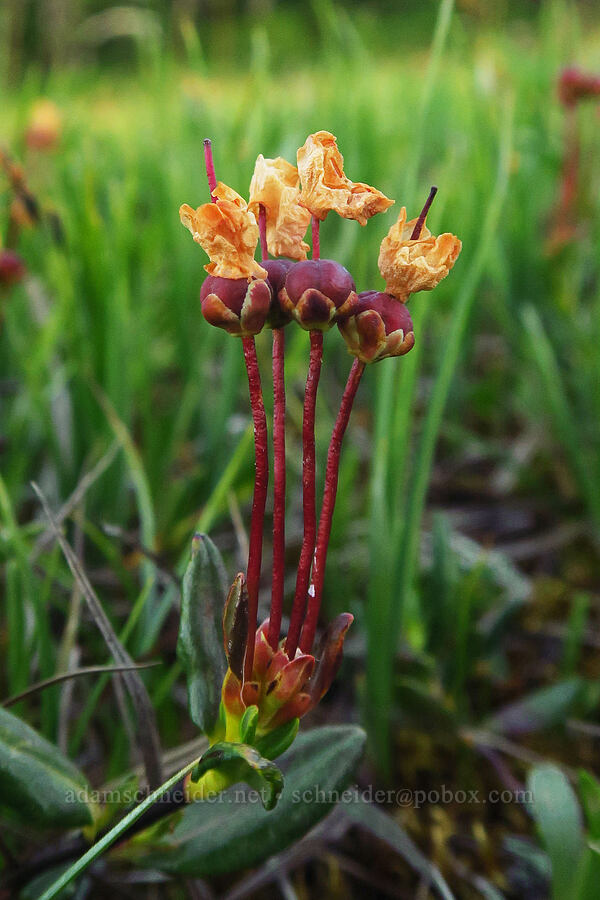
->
[178, 132, 461, 794]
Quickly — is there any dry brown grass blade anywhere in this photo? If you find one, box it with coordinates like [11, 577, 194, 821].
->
[2, 661, 161, 708]
[31, 481, 164, 789]
[31, 440, 120, 562]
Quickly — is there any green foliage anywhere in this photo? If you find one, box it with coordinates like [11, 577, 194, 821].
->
[2, 0, 600, 892]
[345, 798, 455, 900]
[527, 763, 600, 900]
[189, 740, 284, 811]
[129, 725, 366, 877]
[486, 679, 584, 737]
[0, 706, 95, 830]
[255, 717, 300, 760]
[177, 533, 228, 734]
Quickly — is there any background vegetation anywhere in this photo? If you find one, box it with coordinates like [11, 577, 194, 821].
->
[2, 0, 600, 896]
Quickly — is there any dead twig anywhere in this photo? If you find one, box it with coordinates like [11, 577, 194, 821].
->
[31, 441, 120, 562]
[2, 661, 161, 708]
[31, 481, 164, 789]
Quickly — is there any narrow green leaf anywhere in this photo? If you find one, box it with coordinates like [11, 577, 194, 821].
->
[177, 533, 228, 734]
[239, 706, 259, 744]
[38, 757, 201, 900]
[578, 770, 600, 841]
[521, 306, 600, 529]
[528, 763, 585, 900]
[255, 718, 300, 760]
[573, 846, 600, 900]
[344, 798, 454, 900]
[0, 707, 95, 829]
[131, 725, 366, 877]
[485, 679, 582, 736]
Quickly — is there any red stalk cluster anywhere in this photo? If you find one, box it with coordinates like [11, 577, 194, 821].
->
[300, 357, 365, 653]
[285, 329, 323, 658]
[204, 148, 362, 678]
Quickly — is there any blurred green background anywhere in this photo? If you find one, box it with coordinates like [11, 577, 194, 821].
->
[2, 0, 600, 895]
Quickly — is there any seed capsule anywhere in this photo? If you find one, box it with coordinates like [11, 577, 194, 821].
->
[338, 290, 415, 363]
[200, 275, 271, 336]
[280, 259, 357, 331]
[261, 258, 295, 328]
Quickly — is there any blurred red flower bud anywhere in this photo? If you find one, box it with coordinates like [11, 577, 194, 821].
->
[0, 250, 27, 287]
[558, 67, 600, 107]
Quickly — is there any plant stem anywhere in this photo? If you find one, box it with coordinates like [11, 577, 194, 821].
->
[311, 216, 320, 260]
[300, 359, 365, 653]
[269, 327, 286, 649]
[241, 336, 269, 679]
[203, 138, 217, 199]
[258, 203, 268, 259]
[410, 186, 438, 240]
[285, 330, 323, 658]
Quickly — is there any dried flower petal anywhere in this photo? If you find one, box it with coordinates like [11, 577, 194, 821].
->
[297, 131, 394, 225]
[180, 182, 267, 280]
[378, 207, 462, 301]
[248, 155, 311, 260]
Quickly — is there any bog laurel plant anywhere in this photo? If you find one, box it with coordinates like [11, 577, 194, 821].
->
[0, 129, 461, 899]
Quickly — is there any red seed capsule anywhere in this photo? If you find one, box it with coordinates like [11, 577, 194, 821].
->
[200, 275, 271, 336]
[261, 258, 295, 328]
[338, 290, 415, 363]
[280, 259, 357, 331]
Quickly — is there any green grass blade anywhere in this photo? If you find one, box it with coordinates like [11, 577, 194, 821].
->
[521, 305, 600, 529]
[37, 758, 200, 900]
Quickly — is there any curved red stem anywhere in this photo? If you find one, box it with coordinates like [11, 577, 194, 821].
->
[268, 328, 286, 649]
[203, 139, 217, 200]
[258, 204, 268, 260]
[410, 186, 437, 240]
[242, 336, 269, 679]
[300, 358, 365, 653]
[285, 330, 323, 658]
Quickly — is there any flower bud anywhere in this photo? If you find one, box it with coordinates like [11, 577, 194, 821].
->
[558, 67, 600, 107]
[261, 258, 295, 328]
[200, 275, 271, 337]
[280, 259, 357, 331]
[25, 100, 62, 151]
[0, 250, 26, 287]
[339, 291, 415, 363]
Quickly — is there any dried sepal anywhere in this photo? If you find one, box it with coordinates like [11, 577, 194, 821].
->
[248, 155, 311, 260]
[378, 207, 462, 302]
[339, 291, 415, 363]
[297, 131, 393, 225]
[307, 613, 353, 707]
[179, 182, 267, 280]
[222, 574, 249, 681]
